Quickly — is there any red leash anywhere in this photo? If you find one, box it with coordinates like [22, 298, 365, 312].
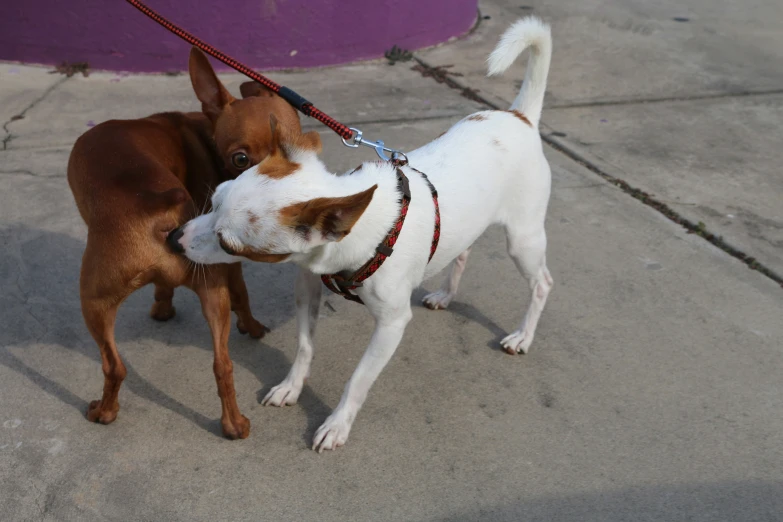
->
[124, 0, 353, 140]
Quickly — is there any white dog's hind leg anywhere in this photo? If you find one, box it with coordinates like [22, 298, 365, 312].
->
[313, 299, 413, 452]
[422, 248, 471, 310]
[500, 228, 552, 354]
[262, 268, 322, 406]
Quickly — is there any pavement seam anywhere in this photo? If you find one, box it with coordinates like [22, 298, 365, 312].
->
[410, 56, 783, 289]
[0, 169, 65, 179]
[410, 57, 493, 108]
[2, 76, 70, 151]
[547, 89, 783, 110]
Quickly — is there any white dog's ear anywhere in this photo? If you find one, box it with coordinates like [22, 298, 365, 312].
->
[280, 185, 378, 241]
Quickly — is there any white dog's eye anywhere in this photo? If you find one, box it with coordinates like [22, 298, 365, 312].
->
[294, 225, 311, 241]
[217, 232, 238, 255]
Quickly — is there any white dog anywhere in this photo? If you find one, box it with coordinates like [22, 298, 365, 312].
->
[172, 17, 554, 452]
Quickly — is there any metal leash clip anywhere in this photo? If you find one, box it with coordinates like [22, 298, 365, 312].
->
[342, 127, 408, 164]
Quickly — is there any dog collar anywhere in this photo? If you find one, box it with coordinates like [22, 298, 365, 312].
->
[321, 163, 440, 305]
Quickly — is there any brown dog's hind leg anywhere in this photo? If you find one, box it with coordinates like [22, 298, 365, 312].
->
[82, 295, 127, 425]
[227, 263, 267, 338]
[192, 276, 250, 439]
[150, 284, 176, 321]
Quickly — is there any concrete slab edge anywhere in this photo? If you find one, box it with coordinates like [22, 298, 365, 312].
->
[546, 88, 783, 110]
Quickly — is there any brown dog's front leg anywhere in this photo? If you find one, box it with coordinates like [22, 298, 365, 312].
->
[193, 278, 250, 440]
[226, 263, 267, 338]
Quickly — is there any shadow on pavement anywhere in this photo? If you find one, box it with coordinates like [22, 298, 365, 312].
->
[0, 224, 331, 439]
[412, 286, 510, 351]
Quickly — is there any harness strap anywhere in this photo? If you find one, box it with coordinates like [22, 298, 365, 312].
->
[321, 165, 441, 304]
[320, 168, 411, 304]
[409, 166, 441, 262]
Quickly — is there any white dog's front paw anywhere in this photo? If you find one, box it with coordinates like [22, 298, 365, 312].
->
[262, 378, 303, 406]
[501, 329, 534, 355]
[312, 412, 352, 453]
[422, 290, 454, 310]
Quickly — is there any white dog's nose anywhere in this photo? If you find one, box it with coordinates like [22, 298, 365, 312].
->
[166, 227, 185, 254]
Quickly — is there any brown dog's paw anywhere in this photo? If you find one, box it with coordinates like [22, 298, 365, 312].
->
[236, 317, 269, 339]
[221, 414, 250, 440]
[150, 302, 176, 321]
[86, 400, 119, 424]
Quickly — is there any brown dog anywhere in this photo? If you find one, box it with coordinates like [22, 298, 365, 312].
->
[67, 48, 301, 439]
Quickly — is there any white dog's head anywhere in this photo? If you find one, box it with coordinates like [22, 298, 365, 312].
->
[169, 116, 377, 265]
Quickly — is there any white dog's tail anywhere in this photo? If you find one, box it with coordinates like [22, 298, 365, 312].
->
[487, 17, 552, 127]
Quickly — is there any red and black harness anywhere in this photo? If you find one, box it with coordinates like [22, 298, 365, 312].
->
[321, 161, 441, 305]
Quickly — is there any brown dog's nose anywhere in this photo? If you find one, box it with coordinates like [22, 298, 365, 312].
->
[167, 227, 185, 254]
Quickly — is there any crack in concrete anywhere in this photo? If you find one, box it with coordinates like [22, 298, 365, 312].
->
[542, 134, 783, 287]
[28, 478, 46, 521]
[410, 56, 783, 289]
[558, 183, 606, 190]
[2, 77, 70, 151]
[0, 169, 39, 177]
[411, 57, 492, 107]
[0, 169, 65, 179]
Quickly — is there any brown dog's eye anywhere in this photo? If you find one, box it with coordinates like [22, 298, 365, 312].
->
[231, 152, 250, 169]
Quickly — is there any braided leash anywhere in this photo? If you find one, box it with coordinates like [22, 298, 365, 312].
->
[124, 0, 353, 140]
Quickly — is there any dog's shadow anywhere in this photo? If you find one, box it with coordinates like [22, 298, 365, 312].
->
[411, 287, 510, 352]
[0, 223, 330, 441]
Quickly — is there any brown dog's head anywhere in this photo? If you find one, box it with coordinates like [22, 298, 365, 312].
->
[188, 48, 302, 177]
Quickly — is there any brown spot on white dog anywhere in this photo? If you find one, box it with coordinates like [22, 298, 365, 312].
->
[507, 110, 532, 127]
[239, 250, 291, 263]
[254, 115, 322, 179]
[467, 113, 487, 122]
[257, 155, 299, 179]
[247, 211, 261, 233]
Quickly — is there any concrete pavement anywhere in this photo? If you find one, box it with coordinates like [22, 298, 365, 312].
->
[2, 1, 782, 520]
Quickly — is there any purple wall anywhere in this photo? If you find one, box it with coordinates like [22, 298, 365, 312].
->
[0, 0, 477, 72]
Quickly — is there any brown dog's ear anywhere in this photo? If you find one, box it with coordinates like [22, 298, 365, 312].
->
[280, 185, 378, 241]
[295, 131, 323, 154]
[189, 47, 235, 122]
[269, 114, 283, 155]
[268, 115, 322, 157]
[239, 81, 274, 99]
